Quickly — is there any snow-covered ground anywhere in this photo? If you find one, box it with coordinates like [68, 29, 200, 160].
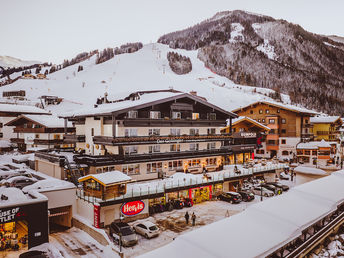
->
[312, 233, 344, 257]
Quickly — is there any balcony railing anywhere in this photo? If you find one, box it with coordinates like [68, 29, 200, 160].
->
[76, 163, 289, 204]
[13, 128, 45, 133]
[33, 139, 64, 145]
[10, 138, 24, 144]
[64, 134, 86, 143]
[93, 134, 233, 146]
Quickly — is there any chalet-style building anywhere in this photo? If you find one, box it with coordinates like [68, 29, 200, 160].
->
[6, 114, 75, 152]
[232, 101, 317, 160]
[310, 116, 342, 142]
[221, 116, 271, 160]
[296, 140, 339, 167]
[63, 90, 258, 181]
[0, 103, 49, 142]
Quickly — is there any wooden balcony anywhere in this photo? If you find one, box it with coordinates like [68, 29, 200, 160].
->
[64, 134, 86, 143]
[93, 134, 233, 146]
[10, 138, 24, 144]
[122, 118, 226, 127]
[33, 139, 64, 145]
[14, 128, 45, 133]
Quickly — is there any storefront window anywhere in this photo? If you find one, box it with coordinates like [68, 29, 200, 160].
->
[188, 159, 201, 167]
[122, 164, 140, 175]
[168, 160, 183, 171]
[85, 180, 101, 191]
[147, 162, 162, 173]
[206, 158, 217, 165]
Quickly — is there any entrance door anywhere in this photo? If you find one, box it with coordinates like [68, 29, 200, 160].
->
[270, 150, 277, 159]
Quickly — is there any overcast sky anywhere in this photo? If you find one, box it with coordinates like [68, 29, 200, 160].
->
[1, 0, 343, 63]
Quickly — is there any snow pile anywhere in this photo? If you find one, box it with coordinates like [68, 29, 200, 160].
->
[0, 187, 28, 203]
[30, 242, 64, 258]
[22, 178, 75, 192]
[229, 23, 245, 43]
[257, 39, 277, 60]
[314, 234, 344, 257]
[294, 166, 327, 175]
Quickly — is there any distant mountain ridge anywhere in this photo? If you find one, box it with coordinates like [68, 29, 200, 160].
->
[158, 10, 344, 115]
[0, 55, 41, 68]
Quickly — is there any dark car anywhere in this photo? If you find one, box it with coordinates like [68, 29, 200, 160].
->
[261, 183, 282, 195]
[19, 250, 48, 258]
[109, 222, 138, 247]
[238, 191, 255, 202]
[266, 182, 289, 192]
[172, 199, 184, 209]
[218, 192, 242, 204]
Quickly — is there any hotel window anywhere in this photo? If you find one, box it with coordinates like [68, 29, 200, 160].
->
[281, 129, 286, 134]
[206, 158, 217, 165]
[150, 111, 161, 119]
[149, 145, 160, 153]
[168, 160, 183, 171]
[124, 146, 138, 155]
[0, 123, 2, 128]
[266, 109, 270, 114]
[259, 109, 263, 114]
[304, 150, 311, 155]
[207, 128, 216, 135]
[207, 113, 216, 120]
[125, 128, 137, 137]
[250, 110, 253, 114]
[147, 162, 162, 173]
[170, 144, 180, 152]
[281, 139, 286, 144]
[281, 118, 286, 124]
[282, 151, 289, 155]
[312, 150, 317, 155]
[207, 142, 216, 150]
[170, 128, 181, 136]
[189, 143, 199, 151]
[192, 113, 200, 120]
[262, 119, 265, 123]
[122, 164, 140, 175]
[148, 128, 160, 136]
[0, 133, 3, 138]
[91, 128, 94, 136]
[188, 159, 201, 167]
[189, 128, 199, 136]
[269, 119, 275, 124]
[54, 134, 60, 139]
[305, 119, 309, 124]
[35, 134, 40, 139]
[172, 111, 182, 119]
[127, 110, 138, 118]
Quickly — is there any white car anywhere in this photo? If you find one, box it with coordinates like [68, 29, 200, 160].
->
[133, 221, 160, 239]
[252, 186, 274, 197]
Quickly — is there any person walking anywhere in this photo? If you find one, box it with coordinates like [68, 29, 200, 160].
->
[225, 210, 230, 217]
[290, 171, 294, 181]
[184, 211, 190, 225]
[192, 212, 196, 226]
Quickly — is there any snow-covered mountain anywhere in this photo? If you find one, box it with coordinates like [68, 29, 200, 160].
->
[158, 10, 344, 115]
[0, 55, 41, 68]
[0, 43, 294, 116]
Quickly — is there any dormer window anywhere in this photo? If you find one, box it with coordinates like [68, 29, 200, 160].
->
[208, 113, 216, 120]
[127, 110, 138, 119]
[150, 111, 161, 119]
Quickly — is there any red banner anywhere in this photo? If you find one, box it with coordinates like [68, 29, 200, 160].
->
[94, 204, 100, 228]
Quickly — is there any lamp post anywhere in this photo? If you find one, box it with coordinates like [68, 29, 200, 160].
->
[119, 212, 124, 254]
[260, 181, 263, 202]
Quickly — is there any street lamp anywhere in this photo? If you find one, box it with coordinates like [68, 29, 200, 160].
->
[259, 180, 263, 201]
[119, 212, 124, 254]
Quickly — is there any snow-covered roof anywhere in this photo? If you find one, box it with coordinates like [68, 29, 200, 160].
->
[318, 139, 332, 148]
[310, 116, 342, 124]
[232, 100, 318, 115]
[22, 178, 75, 192]
[0, 103, 49, 115]
[0, 140, 12, 148]
[62, 91, 237, 118]
[78, 171, 132, 186]
[0, 187, 29, 203]
[231, 116, 271, 131]
[139, 170, 344, 258]
[294, 166, 327, 175]
[297, 140, 335, 149]
[6, 114, 73, 128]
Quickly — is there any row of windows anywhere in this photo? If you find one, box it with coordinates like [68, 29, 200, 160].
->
[127, 111, 217, 120]
[124, 142, 217, 155]
[124, 128, 217, 137]
[250, 109, 280, 115]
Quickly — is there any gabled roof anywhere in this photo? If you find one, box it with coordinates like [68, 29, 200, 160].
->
[5, 114, 73, 128]
[62, 91, 238, 119]
[226, 116, 271, 131]
[310, 116, 342, 124]
[0, 103, 49, 115]
[78, 171, 132, 186]
[232, 100, 318, 116]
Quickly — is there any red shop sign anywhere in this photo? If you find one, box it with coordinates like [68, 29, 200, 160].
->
[121, 201, 145, 216]
[94, 204, 100, 228]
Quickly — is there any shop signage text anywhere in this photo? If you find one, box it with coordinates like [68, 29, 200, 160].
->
[94, 204, 100, 228]
[121, 201, 145, 216]
[157, 139, 202, 144]
[0, 207, 20, 223]
[240, 132, 256, 138]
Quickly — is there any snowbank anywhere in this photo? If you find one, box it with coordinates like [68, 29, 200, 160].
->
[294, 166, 327, 175]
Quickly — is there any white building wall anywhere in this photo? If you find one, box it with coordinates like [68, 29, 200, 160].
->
[278, 137, 300, 159]
[76, 199, 95, 224]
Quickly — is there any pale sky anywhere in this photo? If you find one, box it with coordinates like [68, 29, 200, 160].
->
[1, 0, 343, 63]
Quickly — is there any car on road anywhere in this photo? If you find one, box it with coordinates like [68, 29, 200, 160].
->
[4, 176, 38, 189]
[252, 186, 274, 197]
[266, 182, 289, 192]
[218, 192, 242, 204]
[238, 191, 255, 202]
[110, 222, 138, 247]
[133, 221, 160, 239]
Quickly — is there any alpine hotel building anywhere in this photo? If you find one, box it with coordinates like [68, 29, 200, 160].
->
[63, 90, 258, 181]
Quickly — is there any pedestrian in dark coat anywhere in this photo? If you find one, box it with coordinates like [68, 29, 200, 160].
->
[185, 211, 190, 224]
[192, 212, 196, 226]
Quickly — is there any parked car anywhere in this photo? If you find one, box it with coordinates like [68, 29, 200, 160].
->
[133, 221, 160, 239]
[218, 192, 242, 204]
[261, 183, 282, 195]
[266, 182, 289, 192]
[183, 198, 193, 207]
[172, 199, 184, 209]
[4, 176, 38, 189]
[279, 171, 290, 180]
[109, 222, 138, 247]
[238, 191, 255, 202]
[252, 186, 274, 197]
